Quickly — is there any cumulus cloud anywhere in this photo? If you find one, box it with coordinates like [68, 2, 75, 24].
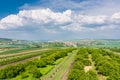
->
[0, 15, 24, 29]
[0, 8, 72, 30]
[76, 15, 107, 24]
[111, 12, 120, 19]
[0, 8, 120, 33]
[18, 8, 72, 25]
[111, 12, 120, 24]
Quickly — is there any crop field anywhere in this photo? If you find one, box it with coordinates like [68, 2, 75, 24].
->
[0, 48, 119, 80]
[0, 48, 45, 55]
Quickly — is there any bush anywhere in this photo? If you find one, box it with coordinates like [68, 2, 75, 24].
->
[25, 65, 42, 78]
[21, 73, 29, 78]
[32, 70, 42, 78]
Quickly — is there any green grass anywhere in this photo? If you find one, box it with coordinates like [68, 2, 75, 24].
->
[52, 50, 77, 80]
[12, 72, 38, 80]
[87, 44, 120, 48]
[0, 44, 29, 48]
[39, 58, 64, 75]
[0, 48, 41, 55]
[54, 58, 63, 65]
[0, 48, 24, 54]
[40, 50, 77, 80]
[39, 65, 54, 75]
[13, 58, 59, 80]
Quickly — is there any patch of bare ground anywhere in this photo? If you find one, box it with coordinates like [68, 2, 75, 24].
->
[84, 66, 92, 72]
[0, 48, 48, 58]
[62, 61, 74, 80]
[89, 54, 105, 80]
[0, 56, 40, 69]
[0, 49, 7, 52]
[98, 74, 105, 80]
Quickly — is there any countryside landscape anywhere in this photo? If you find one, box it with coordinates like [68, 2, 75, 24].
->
[0, 0, 120, 80]
[0, 38, 119, 80]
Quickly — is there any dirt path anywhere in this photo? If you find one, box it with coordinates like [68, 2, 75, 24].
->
[98, 74, 105, 80]
[0, 55, 41, 69]
[84, 55, 92, 72]
[0, 48, 9, 52]
[84, 66, 92, 72]
[62, 61, 74, 80]
[0, 48, 48, 58]
[40, 50, 77, 80]
[89, 54, 105, 80]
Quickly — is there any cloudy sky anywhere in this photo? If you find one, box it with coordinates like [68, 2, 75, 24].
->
[0, 0, 120, 40]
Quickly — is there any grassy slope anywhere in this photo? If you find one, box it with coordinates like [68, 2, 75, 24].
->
[40, 50, 77, 80]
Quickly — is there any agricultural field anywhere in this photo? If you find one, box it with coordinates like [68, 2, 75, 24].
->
[0, 0, 120, 80]
[0, 47, 119, 80]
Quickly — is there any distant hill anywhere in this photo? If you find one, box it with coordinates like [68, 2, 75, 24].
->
[0, 38, 120, 48]
[0, 38, 12, 42]
[61, 39, 120, 48]
[0, 38, 28, 43]
[0, 38, 33, 48]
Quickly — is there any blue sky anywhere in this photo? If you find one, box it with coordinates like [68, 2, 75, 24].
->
[0, 0, 120, 40]
[0, 0, 38, 18]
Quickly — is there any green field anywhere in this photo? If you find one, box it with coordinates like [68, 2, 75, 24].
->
[0, 47, 119, 80]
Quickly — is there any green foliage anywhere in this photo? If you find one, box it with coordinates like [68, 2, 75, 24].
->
[83, 59, 91, 66]
[0, 48, 32, 55]
[110, 48, 120, 52]
[68, 48, 120, 80]
[0, 49, 52, 66]
[32, 70, 42, 78]
[26, 65, 42, 78]
[0, 48, 119, 80]
[0, 64, 25, 79]
[0, 48, 75, 79]
[68, 69, 84, 80]
[91, 49, 120, 79]
[68, 48, 98, 80]
[21, 73, 29, 78]
[85, 70, 98, 80]
[73, 62, 84, 70]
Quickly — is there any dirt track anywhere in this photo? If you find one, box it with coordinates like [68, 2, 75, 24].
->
[0, 55, 41, 69]
[62, 61, 74, 80]
[0, 48, 49, 69]
[0, 48, 48, 58]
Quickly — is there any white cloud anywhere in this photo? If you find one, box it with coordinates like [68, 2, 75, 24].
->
[81, 15, 106, 24]
[0, 15, 24, 29]
[97, 25, 118, 31]
[0, 8, 72, 30]
[18, 8, 72, 25]
[0, 8, 120, 33]
[72, 14, 107, 25]
[111, 12, 120, 19]
[111, 12, 120, 24]
[61, 23, 84, 32]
